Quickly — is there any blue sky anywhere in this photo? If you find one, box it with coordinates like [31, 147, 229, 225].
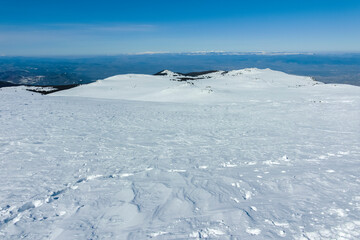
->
[0, 0, 360, 55]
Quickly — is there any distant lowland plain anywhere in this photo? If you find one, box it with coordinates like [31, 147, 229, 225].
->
[0, 52, 359, 87]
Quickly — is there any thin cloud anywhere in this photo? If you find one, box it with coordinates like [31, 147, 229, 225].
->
[44, 23, 157, 32]
[87, 24, 156, 32]
[0, 23, 157, 33]
[0, 23, 158, 44]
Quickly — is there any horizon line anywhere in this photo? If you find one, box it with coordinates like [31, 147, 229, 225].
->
[2, 51, 360, 58]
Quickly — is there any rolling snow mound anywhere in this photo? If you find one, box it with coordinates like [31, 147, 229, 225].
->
[52, 68, 321, 102]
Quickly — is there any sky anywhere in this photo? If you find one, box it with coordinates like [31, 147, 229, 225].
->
[0, 0, 360, 56]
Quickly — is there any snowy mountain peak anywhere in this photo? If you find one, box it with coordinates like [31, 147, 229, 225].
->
[154, 70, 182, 77]
[155, 70, 221, 78]
[153, 69, 271, 78]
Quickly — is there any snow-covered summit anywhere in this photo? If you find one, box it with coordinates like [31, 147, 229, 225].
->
[154, 69, 182, 77]
[52, 68, 322, 103]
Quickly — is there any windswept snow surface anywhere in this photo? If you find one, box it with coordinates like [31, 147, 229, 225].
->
[1, 68, 360, 239]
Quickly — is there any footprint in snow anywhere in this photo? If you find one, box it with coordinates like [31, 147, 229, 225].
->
[246, 228, 261, 235]
[221, 162, 237, 168]
[189, 228, 225, 238]
[280, 155, 290, 162]
[244, 161, 257, 165]
[250, 206, 257, 211]
[198, 165, 208, 169]
[231, 182, 242, 188]
[167, 169, 186, 173]
[263, 160, 280, 165]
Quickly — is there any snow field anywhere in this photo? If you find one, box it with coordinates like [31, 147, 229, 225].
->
[1, 69, 360, 239]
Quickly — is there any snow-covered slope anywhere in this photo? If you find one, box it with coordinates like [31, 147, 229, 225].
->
[52, 68, 321, 103]
[1, 69, 360, 239]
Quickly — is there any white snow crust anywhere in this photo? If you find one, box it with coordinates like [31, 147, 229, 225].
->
[1, 68, 360, 239]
